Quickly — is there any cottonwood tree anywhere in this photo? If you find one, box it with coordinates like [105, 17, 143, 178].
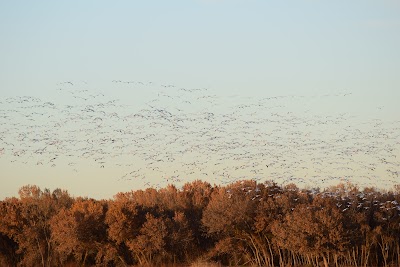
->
[127, 213, 169, 265]
[166, 211, 195, 263]
[272, 196, 349, 267]
[0, 185, 72, 267]
[181, 180, 214, 257]
[0, 198, 21, 266]
[202, 180, 260, 266]
[372, 197, 400, 267]
[254, 182, 309, 266]
[105, 192, 148, 265]
[50, 198, 107, 266]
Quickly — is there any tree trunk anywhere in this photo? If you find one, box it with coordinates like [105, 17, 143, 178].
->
[36, 237, 45, 267]
[265, 236, 274, 267]
[322, 254, 328, 267]
[82, 250, 88, 267]
[278, 248, 284, 267]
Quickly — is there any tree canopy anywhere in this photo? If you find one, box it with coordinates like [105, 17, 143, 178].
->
[1, 181, 400, 267]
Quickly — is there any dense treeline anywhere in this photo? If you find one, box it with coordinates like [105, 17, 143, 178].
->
[1, 180, 400, 267]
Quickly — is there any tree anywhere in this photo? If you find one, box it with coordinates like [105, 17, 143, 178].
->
[202, 180, 259, 265]
[181, 180, 214, 258]
[272, 196, 350, 267]
[50, 198, 107, 266]
[167, 211, 195, 263]
[372, 196, 400, 267]
[0, 185, 72, 267]
[105, 192, 147, 265]
[127, 213, 169, 265]
[0, 198, 21, 266]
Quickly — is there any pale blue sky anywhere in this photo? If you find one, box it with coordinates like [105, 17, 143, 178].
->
[1, 1, 399, 96]
[1, 1, 399, 199]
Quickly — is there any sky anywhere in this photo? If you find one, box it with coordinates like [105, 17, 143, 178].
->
[1, 0, 399, 199]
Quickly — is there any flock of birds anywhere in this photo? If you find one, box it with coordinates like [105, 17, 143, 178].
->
[0, 80, 399, 191]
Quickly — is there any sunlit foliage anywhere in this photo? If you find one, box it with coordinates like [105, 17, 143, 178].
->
[0, 180, 399, 266]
